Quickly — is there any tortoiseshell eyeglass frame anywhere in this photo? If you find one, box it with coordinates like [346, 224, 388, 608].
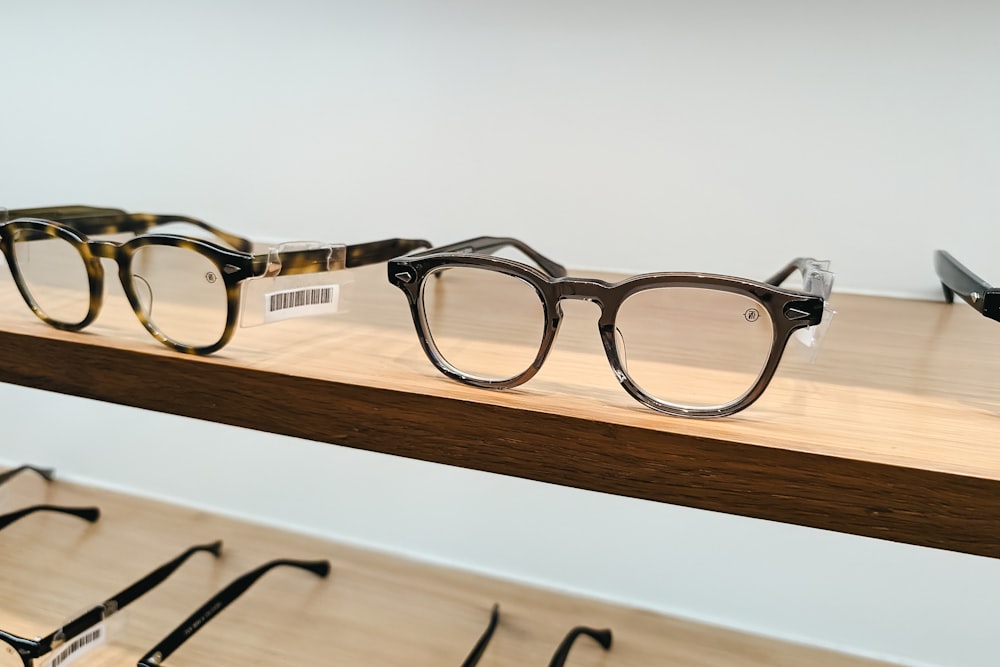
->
[934, 250, 1000, 322]
[5, 205, 255, 253]
[388, 237, 829, 418]
[1, 206, 430, 355]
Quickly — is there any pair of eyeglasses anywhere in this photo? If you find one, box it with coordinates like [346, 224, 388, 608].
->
[934, 250, 1000, 322]
[0, 465, 100, 534]
[1, 205, 430, 354]
[137, 557, 329, 666]
[389, 237, 834, 418]
[462, 605, 612, 667]
[0, 541, 221, 667]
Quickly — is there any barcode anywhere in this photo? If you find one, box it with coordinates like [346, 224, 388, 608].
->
[269, 287, 332, 313]
[50, 626, 103, 667]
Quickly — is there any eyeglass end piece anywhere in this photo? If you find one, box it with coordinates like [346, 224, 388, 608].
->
[307, 559, 332, 578]
[78, 507, 101, 523]
[590, 628, 613, 649]
[203, 539, 224, 557]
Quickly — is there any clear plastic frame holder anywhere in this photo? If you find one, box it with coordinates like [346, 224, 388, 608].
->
[792, 259, 835, 360]
[240, 242, 354, 328]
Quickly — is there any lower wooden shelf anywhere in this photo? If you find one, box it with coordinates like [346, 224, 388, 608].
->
[0, 469, 895, 666]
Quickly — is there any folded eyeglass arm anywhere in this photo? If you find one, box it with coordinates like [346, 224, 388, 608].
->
[5, 209, 435, 271]
[412, 236, 568, 278]
[0, 464, 54, 487]
[765, 257, 834, 299]
[250, 238, 432, 277]
[934, 250, 1000, 321]
[137, 558, 330, 667]
[0, 504, 99, 532]
[460, 604, 500, 667]
[460, 605, 612, 667]
[345, 237, 432, 268]
[33, 541, 223, 656]
[766, 257, 824, 288]
[548, 626, 613, 667]
[4, 206, 254, 254]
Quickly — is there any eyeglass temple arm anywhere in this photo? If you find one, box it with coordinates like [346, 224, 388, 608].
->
[4, 206, 254, 253]
[137, 558, 330, 667]
[0, 464, 54, 487]
[0, 504, 99, 532]
[33, 541, 223, 655]
[548, 626, 613, 667]
[250, 238, 433, 277]
[415, 237, 567, 278]
[345, 237, 432, 268]
[765, 257, 819, 287]
[460, 604, 500, 667]
[4, 206, 122, 222]
[933, 250, 1000, 319]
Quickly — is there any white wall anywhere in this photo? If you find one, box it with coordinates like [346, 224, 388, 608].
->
[3, 2, 1000, 665]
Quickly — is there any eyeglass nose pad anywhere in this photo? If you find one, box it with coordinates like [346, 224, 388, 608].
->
[131, 275, 153, 319]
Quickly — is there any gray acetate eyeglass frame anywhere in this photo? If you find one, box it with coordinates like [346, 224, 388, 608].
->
[388, 237, 832, 418]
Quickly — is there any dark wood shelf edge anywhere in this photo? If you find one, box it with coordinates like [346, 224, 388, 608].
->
[3, 329, 998, 559]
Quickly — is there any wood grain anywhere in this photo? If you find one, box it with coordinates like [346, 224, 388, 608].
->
[0, 265, 998, 557]
[0, 472, 897, 666]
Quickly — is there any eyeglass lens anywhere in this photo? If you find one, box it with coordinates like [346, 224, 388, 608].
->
[615, 286, 775, 409]
[10, 229, 91, 326]
[128, 245, 229, 348]
[421, 266, 546, 381]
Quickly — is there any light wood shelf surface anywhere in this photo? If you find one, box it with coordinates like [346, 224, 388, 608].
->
[0, 472, 896, 666]
[0, 265, 998, 558]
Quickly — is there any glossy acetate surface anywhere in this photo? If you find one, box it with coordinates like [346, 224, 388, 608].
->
[421, 266, 546, 381]
[614, 286, 774, 409]
[11, 231, 90, 325]
[129, 245, 229, 348]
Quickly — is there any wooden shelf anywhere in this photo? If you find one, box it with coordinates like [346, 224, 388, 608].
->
[1, 265, 998, 558]
[0, 471, 896, 666]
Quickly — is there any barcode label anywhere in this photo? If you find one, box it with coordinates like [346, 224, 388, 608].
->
[263, 284, 340, 323]
[269, 287, 331, 312]
[41, 623, 107, 667]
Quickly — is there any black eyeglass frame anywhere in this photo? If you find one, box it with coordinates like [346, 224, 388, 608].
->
[460, 603, 612, 667]
[136, 557, 330, 667]
[0, 541, 221, 667]
[0, 504, 99, 532]
[934, 250, 1000, 322]
[0, 215, 430, 355]
[389, 237, 828, 418]
[0, 465, 54, 488]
